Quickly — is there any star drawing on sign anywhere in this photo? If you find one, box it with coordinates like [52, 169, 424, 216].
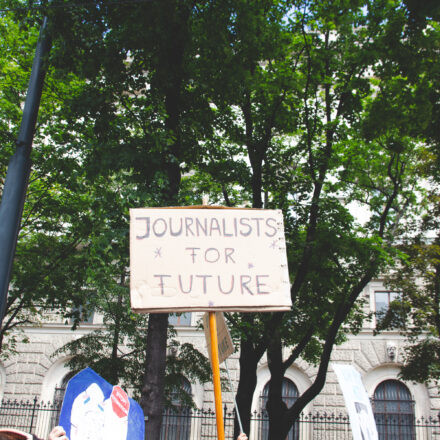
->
[248, 263, 254, 269]
[270, 240, 278, 249]
[154, 248, 162, 258]
[208, 301, 214, 307]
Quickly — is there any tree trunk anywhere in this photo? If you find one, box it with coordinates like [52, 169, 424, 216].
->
[234, 336, 259, 438]
[139, 3, 189, 438]
[277, 265, 381, 438]
[251, 163, 263, 209]
[234, 100, 267, 436]
[140, 313, 169, 440]
[108, 291, 123, 385]
[267, 335, 288, 440]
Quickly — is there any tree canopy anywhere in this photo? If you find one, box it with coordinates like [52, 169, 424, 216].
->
[372, 0, 440, 387]
[0, 0, 438, 439]
[0, 5, 97, 355]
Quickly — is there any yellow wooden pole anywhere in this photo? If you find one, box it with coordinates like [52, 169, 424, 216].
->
[209, 311, 225, 440]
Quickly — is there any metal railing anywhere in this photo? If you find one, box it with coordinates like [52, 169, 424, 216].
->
[0, 398, 61, 439]
[1, 398, 440, 439]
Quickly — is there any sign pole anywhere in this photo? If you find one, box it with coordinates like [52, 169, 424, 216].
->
[209, 311, 225, 440]
[224, 358, 244, 434]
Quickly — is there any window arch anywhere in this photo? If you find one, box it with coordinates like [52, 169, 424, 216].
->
[50, 371, 75, 429]
[161, 376, 192, 440]
[52, 371, 75, 406]
[259, 378, 299, 440]
[372, 379, 415, 439]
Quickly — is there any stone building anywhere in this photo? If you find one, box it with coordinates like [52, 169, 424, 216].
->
[1, 279, 438, 439]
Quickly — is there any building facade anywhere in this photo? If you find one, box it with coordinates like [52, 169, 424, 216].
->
[1, 279, 439, 439]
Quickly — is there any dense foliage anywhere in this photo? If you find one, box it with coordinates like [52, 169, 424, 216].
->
[1, 0, 439, 439]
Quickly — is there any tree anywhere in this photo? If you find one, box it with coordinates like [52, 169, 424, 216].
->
[371, 0, 440, 386]
[0, 5, 96, 356]
[255, 1, 434, 436]
[36, 1, 217, 438]
[193, 2, 305, 435]
[193, 1, 425, 437]
[378, 200, 440, 384]
[1, 2, 432, 439]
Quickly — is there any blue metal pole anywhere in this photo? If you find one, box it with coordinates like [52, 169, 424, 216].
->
[0, 17, 51, 326]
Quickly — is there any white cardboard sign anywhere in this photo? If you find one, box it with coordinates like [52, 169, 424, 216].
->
[130, 207, 291, 312]
[333, 364, 378, 440]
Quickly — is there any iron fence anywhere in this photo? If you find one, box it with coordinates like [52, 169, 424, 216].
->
[1, 398, 440, 439]
[0, 398, 61, 439]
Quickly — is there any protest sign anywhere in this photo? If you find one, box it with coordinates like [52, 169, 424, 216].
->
[203, 311, 234, 365]
[130, 207, 291, 312]
[59, 368, 144, 440]
[333, 364, 378, 440]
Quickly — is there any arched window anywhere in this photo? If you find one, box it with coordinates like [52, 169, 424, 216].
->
[259, 378, 299, 440]
[161, 376, 192, 440]
[50, 371, 75, 428]
[372, 379, 415, 439]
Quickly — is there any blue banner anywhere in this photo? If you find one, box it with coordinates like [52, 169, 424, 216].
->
[59, 368, 144, 440]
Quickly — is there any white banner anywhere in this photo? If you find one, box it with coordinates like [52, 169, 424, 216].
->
[333, 364, 378, 440]
[130, 207, 291, 312]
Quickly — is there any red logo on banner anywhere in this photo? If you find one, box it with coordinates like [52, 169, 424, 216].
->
[111, 386, 130, 418]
